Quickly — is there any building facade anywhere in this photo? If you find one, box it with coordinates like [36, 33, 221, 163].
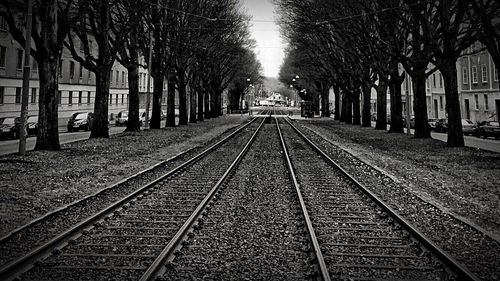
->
[0, 14, 154, 125]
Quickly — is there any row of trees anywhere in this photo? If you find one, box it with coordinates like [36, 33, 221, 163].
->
[276, 0, 500, 147]
[1, 0, 262, 150]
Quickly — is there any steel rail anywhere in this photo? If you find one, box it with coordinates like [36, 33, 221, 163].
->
[283, 117, 481, 281]
[139, 118, 266, 281]
[0, 117, 260, 281]
[275, 117, 331, 281]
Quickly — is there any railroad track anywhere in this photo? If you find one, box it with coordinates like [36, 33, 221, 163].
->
[277, 117, 480, 281]
[0, 118, 264, 281]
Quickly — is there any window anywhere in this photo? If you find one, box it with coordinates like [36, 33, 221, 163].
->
[439, 96, 443, 110]
[115, 94, 118, 104]
[439, 73, 443, 88]
[495, 67, 499, 82]
[79, 64, 83, 80]
[121, 94, 124, 104]
[88, 70, 92, 82]
[15, 87, 21, 104]
[68, 91, 73, 105]
[58, 59, 63, 78]
[0, 46, 6, 68]
[472, 66, 478, 84]
[78, 91, 83, 104]
[69, 61, 75, 79]
[481, 64, 488, 83]
[433, 73, 436, 88]
[31, 88, 37, 103]
[32, 60, 37, 73]
[462, 67, 468, 84]
[474, 94, 479, 110]
[87, 91, 91, 104]
[484, 94, 489, 110]
[110, 71, 113, 84]
[0, 15, 8, 31]
[0, 87, 4, 104]
[17, 49, 23, 70]
[109, 94, 112, 104]
[57, 90, 62, 104]
[115, 70, 119, 85]
[122, 71, 125, 86]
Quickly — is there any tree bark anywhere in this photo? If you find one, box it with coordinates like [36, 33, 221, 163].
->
[197, 86, 204, 121]
[178, 70, 188, 125]
[204, 89, 211, 119]
[388, 61, 404, 133]
[344, 92, 353, 124]
[340, 91, 347, 122]
[91, 69, 111, 138]
[375, 79, 387, 130]
[411, 68, 431, 138]
[352, 88, 361, 125]
[361, 83, 371, 127]
[125, 62, 140, 132]
[189, 85, 197, 123]
[166, 80, 176, 127]
[441, 63, 465, 147]
[333, 85, 340, 120]
[321, 86, 330, 117]
[150, 72, 163, 129]
[35, 57, 60, 150]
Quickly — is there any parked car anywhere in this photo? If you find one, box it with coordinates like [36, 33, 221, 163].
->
[0, 117, 19, 139]
[428, 118, 440, 131]
[475, 121, 500, 139]
[67, 112, 94, 132]
[434, 118, 448, 133]
[27, 115, 38, 135]
[115, 110, 128, 126]
[461, 119, 476, 135]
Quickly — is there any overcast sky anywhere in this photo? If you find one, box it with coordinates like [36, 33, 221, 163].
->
[241, 0, 285, 78]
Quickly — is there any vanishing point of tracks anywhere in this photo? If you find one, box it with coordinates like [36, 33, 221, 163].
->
[0, 116, 480, 280]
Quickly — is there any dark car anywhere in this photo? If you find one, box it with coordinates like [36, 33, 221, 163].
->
[434, 118, 448, 133]
[476, 121, 500, 139]
[67, 112, 94, 132]
[27, 115, 38, 135]
[461, 119, 476, 135]
[115, 110, 128, 126]
[428, 118, 440, 131]
[0, 117, 19, 139]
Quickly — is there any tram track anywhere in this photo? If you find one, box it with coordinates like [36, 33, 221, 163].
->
[0, 118, 263, 281]
[278, 117, 480, 281]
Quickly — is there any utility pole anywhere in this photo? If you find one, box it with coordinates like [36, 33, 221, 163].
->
[144, 30, 153, 131]
[19, 0, 33, 156]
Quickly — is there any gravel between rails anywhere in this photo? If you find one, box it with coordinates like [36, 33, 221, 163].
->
[291, 119, 500, 281]
[0, 117, 251, 268]
[17, 120, 264, 281]
[162, 122, 314, 281]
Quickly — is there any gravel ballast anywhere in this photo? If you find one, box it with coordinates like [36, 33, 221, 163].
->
[292, 118, 500, 281]
[163, 123, 314, 280]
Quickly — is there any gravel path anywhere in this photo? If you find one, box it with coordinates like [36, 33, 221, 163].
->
[162, 122, 314, 280]
[292, 119, 500, 281]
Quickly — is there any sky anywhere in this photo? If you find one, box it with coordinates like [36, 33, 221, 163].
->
[241, 0, 285, 78]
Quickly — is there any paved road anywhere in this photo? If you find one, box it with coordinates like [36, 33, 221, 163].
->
[430, 132, 500, 153]
[0, 126, 126, 156]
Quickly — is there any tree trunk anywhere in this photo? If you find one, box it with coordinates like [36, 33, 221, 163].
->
[333, 85, 340, 120]
[204, 89, 211, 119]
[166, 80, 176, 127]
[344, 92, 353, 124]
[35, 57, 60, 150]
[441, 63, 465, 147]
[321, 87, 330, 117]
[190, 85, 197, 123]
[125, 62, 140, 131]
[375, 79, 387, 130]
[389, 65, 404, 133]
[340, 91, 347, 122]
[178, 70, 188, 125]
[150, 72, 163, 129]
[90, 70, 111, 138]
[352, 88, 361, 125]
[209, 90, 217, 118]
[361, 84, 371, 127]
[411, 69, 431, 138]
[215, 91, 223, 117]
[197, 86, 204, 121]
